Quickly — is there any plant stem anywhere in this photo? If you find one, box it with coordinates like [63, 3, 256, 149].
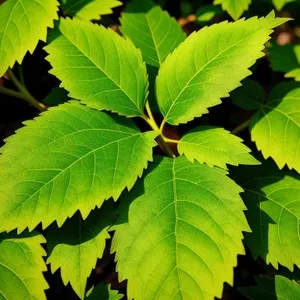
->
[159, 118, 166, 133]
[6, 69, 46, 112]
[232, 118, 251, 135]
[157, 135, 176, 158]
[143, 101, 176, 158]
[146, 101, 155, 126]
[164, 137, 179, 144]
[0, 86, 29, 101]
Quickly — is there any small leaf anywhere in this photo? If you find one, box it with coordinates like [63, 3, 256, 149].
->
[286, 68, 300, 82]
[112, 156, 250, 300]
[0, 102, 157, 233]
[61, 0, 122, 21]
[178, 126, 260, 169]
[268, 44, 300, 79]
[0, 232, 48, 299]
[195, 5, 223, 24]
[213, 0, 251, 20]
[0, 0, 59, 77]
[120, 0, 185, 67]
[156, 12, 289, 125]
[231, 79, 265, 110]
[250, 82, 300, 173]
[47, 201, 117, 299]
[86, 283, 123, 300]
[272, 0, 288, 10]
[239, 275, 300, 299]
[233, 162, 300, 271]
[45, 18, 148, 118]
[43, 87, 70, 106]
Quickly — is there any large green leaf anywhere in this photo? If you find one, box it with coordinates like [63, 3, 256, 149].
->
[213, 0, 251, 20]
[234, 162, 300, 271]
[112, 156, 250, 300]
[178, 126, 260, 169]
[86, 283, 123, 300]
[239, 275, 300, 299]
[0, 0, 59, 77]
[120, 0, 185, 67]
[250, 82, 300, 173]
[268, 44, 300, 81]
[45, 18, 148, 118]
[47, 201, 117, 299]
[156, 12, 288, 125]
[0, 102, 156, 233]
[230, 79, 265, 110]
[0, 232, 48, 299]
[61, 0, 122, 20]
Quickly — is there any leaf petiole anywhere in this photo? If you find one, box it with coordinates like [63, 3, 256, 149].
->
[232, 118, 251, 135]
[143, 101, 176, 158]
[164, 137, 179, 144]
[0, 86, 29, 102]
[6, 69, 46, 112]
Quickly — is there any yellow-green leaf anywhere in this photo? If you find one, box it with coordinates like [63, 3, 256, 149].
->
[112, 156, 250, 300]
[0, 232, 48, 299]
[156, 12, 289, 125]
[0, 0, 59, 77]
[0, 102, 156, 233]
[45, 18, 148, 118]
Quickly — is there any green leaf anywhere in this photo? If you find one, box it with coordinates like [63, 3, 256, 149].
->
[240, 275, 300, 299]
[0, 0, 59, 77]
[195, 5, 223, 24]
[45, 18, 148, 118]
[230, 79, 265, 110]
[286, 68, 300, 82]
[213, 0, 251, 20]
[156, 12, 289, 125]
[61, 0, 122, 21]
[272, 0, 287, 10]
[268, 44, 300, 80]
[112, 156, 250, 300]
[0, 232, 48, 299]
[178, 126, 260, 169]
[0, 101, 157, 233]
[43, 87, 70, 106]
[120, 0, 185, 67]
[234, 162, 300, 271]
[250, 82, 300, 173]
[47, 201, 117, 299]
[86, 283, 123, 300]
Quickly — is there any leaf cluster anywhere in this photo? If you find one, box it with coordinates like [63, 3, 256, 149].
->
[0, 0, 299, 299]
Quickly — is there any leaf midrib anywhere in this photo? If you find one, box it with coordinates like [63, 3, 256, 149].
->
[145, 9, 162, 66]
[171, 160, 183, 299]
